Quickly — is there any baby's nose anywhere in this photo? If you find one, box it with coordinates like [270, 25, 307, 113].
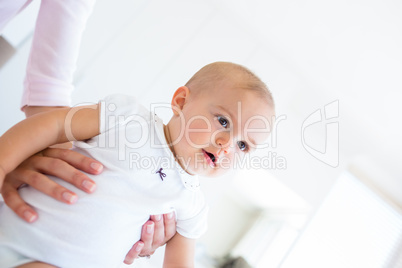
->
[216, 140, 231, 155]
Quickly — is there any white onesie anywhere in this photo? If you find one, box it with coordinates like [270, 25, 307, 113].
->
[0, 94, 209, 268]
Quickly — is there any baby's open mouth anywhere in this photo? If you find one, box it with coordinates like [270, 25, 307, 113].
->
[202, 149, 216, 167]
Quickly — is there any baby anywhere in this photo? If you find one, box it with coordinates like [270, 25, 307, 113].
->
[0, 62, 275, 268]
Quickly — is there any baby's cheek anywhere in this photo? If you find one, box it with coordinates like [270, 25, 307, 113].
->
[186, 131, 210, 147]
[219, 155, 233, 170]
[185, 120, 212, 147]
[228, 152, 245, 169]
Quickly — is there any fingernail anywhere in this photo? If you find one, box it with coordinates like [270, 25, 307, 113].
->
[62, 192, 78, 203]
[82, 180, 96, 192]
[146, 223, 154, 234]
[167, 212, 174, 219]
[24, 211, 37, 222]
[90, 162, 103, 172]
[135, 243, 144, 252]
[154, 214, 162, 221]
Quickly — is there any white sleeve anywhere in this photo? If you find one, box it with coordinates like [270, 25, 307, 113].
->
[99, 94, 149, 134]
[21, 0, 96, 109]
[176, 191, 209, 239]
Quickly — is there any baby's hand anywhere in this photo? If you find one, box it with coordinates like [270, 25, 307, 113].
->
[123, 213, 177, 264]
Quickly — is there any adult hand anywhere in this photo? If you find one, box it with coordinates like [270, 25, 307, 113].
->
[1, 147, 103, 222]
[123, 213, 177, 264]
[1, 129, 177, 262]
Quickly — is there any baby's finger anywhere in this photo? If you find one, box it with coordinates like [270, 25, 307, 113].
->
[42, 148, 103, 175]
[1, 182, 37, 223]
[30, 155, 96, 194]
[150, 214, 164, 247]
[163, 211, 177, 242]
[139, 220, 155, 255]
[123, 241, 144, 264]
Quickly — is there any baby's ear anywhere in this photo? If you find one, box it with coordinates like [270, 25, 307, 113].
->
[171, 86, 190, 115]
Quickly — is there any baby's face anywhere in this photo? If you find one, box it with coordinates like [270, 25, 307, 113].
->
[171, 84, 274, 177]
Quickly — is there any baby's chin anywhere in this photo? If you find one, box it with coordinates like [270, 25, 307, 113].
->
[181, 156, 232, 177]
[193, 166, 231, 178]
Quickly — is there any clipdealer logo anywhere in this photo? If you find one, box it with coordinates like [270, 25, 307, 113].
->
[301, 100, 339, 167]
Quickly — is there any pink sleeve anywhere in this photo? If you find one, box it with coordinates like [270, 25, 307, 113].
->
[21, 0, 96, 109]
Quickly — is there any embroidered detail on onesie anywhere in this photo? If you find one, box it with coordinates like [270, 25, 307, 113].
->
[156, 168, 166, 181]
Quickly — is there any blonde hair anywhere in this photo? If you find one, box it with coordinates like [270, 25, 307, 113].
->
[185, 62, 274, 108]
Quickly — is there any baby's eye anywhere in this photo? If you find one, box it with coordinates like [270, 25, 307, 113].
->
[237, 141, 248, 151]
[217, 116, 229, 128]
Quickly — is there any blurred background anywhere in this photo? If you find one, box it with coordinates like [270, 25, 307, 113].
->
[1, 0, 401, 267]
